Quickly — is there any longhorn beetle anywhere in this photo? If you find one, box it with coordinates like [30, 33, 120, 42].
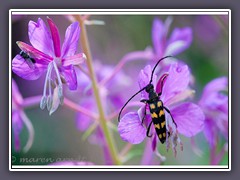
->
[118, 56, 177, 144]
[20, 50, 36, 69]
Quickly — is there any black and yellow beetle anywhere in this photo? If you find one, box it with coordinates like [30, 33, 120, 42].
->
[118, 56, 177, 144]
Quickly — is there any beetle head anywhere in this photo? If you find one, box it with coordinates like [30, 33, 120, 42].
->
[145, 84, 154, 93]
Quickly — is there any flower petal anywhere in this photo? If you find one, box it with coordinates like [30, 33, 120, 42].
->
[203, 118, 216, 148]
[156, 73, 168, 94]
[165, 27, 192, 55]
[137, 105, 151, 126]
[138, 65, 156, 100]
[203, 93, 228, 112]
[47, 17, 61, 57]
[12, 110, 23, 151]
[201, 77, 228, 102]
[171, 102, 205, 137]
[165, 89, 195, 107]
[152, 133, 157, 151]
[61, 22, 80, 58]
[62, 53, 86, 66]
[161, 62, 190, 104]
[16, 41, 52, 64]
[12, 79, 23, 105]
[199, 77, 228, 145]
[76, 99, 95, 131]
[60, 65, 77, 90]
[28, 18, 54, 56]
[118, 112, 146, 144]
[202, 93, 228, 140]
[152, 18, 165, 57]
[12, 55, 47, 80]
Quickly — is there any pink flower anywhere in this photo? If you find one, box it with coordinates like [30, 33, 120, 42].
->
[152, 17, 192, 58]
[118, 62, 204, 157]
[199, 77, 228, 148]
[12, 17, 86, 114]
[12, 79, 34, 152]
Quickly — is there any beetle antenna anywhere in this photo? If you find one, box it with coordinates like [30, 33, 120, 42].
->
[149, 55, 173, 84]
[118, 86, 146, 122]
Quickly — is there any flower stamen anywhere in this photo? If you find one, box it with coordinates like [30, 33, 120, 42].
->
[52, 60, 64, 105]
[40, 62, 53, 109]
[47, 65, 54, 111]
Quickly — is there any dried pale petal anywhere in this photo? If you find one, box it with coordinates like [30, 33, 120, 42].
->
[170, 102, 205, 137]
[61, 22, 80, 58]
[118, 112, 146, 144]
[28, 18, 54, 56]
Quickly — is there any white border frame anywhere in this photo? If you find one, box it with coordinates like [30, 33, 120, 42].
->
[9, 9, 231, 171]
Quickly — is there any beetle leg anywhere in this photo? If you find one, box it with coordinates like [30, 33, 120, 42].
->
[141, 103, 147, 124]
[163, 106, 177, 128]
[146, 121, 153, 137]
[140, 99, 148, 103]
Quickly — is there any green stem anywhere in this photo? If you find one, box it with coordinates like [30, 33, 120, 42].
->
[77, 16, 121, 165]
